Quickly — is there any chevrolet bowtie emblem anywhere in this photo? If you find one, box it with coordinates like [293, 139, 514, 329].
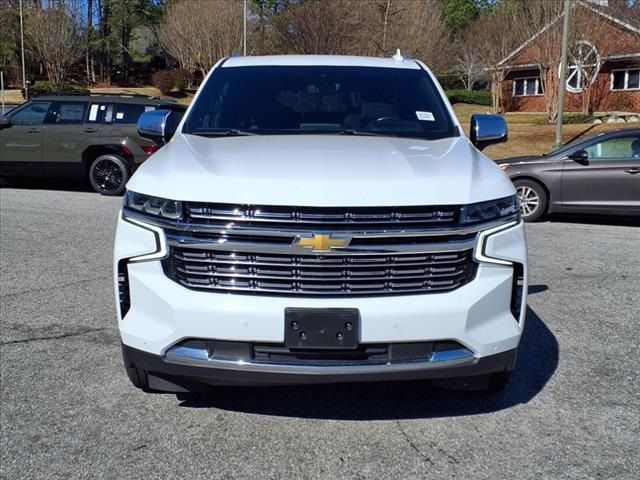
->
[295, 233, 350, 252]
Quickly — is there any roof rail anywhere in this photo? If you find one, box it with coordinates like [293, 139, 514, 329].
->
[88, 92, 151, 98]
[39, 91, 152, 98]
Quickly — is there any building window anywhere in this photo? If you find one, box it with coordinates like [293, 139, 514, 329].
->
[567, 66, 581, 91]
[514, 77, 543, 96]
[611, 69, 640, 91]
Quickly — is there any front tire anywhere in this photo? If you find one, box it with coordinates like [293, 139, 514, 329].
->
[88, 155, 129, 195]
[125, 365, 151, 391]
[514, 179, 547, 222]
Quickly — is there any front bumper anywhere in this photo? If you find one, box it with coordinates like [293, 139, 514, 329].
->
[123, 343, 518, 388]
[114, 214, 527, 385]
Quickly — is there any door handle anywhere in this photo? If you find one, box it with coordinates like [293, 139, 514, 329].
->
[624, 168, 640, 174]
[82, 128, 98, 133]
[27, 128, 39, 134]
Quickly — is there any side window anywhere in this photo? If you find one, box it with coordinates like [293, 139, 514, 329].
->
[9, 102, 53, 126]
[49, 102, 87, 125]
[113, 103, 149, 124]
[87, 103, 110, 124]
[584, 136, 640, 160]
[104, 104, 114, 123]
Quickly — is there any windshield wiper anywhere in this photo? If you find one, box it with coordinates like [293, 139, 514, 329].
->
[192, 129, 258, 137]
[339, 129, 388, 137]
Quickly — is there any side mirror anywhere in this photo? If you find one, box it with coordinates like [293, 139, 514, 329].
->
[470, 114, 508, 151]
[568, 149, 589, 165]
[137, 109, 180, 145]
[0, 116, 11, 129]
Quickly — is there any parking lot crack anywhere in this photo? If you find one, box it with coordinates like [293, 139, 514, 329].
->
[396, 420, 434, 466]
[1, 327, 107, 346]
[0, 275, 111, 299]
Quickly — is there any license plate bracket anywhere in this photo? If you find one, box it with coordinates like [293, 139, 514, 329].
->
[284, 308, 360, 350]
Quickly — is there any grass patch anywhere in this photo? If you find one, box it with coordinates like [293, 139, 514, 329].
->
[452, 103, 630, 160]
[452, 103, 492, 123]
[481, 123, 628, 159]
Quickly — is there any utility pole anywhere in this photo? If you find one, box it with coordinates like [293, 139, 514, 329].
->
[1, 70, 5, 117]
[243, 0, 247, 56]
[19, 0, 27, 99]
[555, 0, 572, 149]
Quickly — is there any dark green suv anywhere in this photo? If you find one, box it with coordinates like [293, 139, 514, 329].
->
[0, 94, 186, 195]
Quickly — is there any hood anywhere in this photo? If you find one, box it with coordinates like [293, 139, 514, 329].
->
[126, 134, 514, 207]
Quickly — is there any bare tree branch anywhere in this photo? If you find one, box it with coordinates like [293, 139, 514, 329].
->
[159, 0, 243, 74]
[25, 2, 82, 90]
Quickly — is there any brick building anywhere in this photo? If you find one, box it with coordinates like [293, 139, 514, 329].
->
[498, 1, 640, 114]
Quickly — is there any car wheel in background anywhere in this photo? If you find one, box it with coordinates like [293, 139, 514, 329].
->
[514, 179, 547, 222]
[89, 155, 130, 196]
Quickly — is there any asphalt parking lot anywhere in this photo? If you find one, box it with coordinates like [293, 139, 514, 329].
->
[1, 187, 639, 479]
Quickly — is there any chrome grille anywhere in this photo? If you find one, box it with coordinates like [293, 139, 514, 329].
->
[162, 247, 476, 296]
[185, 202, 460, 232]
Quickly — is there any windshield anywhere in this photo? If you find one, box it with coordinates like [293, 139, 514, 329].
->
[545, 131, 606, 157]
[545, 140, 584, 157]
[182, 64, 457, 140]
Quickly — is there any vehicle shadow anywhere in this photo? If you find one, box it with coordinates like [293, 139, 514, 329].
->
[176, 304, 558, 420]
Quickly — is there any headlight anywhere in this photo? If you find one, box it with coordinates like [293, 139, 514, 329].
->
[460, 195, 519, 225]
[124, 191, 182, 220]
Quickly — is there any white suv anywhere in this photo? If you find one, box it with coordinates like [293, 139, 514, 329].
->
[114, 55, 527, 393]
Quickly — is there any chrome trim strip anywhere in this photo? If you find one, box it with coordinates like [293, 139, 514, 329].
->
[171, 254, 469, 269]
[166, 345, 209, 361]
[166, 234, 478, 255]
[165, 280, 468, 296]
[431, 349, 475, 362]
[123, 208, 519, 239]
[175, 267, 467, 282]
[164, 346, 476, 374]
[188, 211, 457, 224]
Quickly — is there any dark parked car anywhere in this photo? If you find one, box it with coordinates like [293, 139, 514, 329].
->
[0, 94, 186, 195]
[497, 128, 640, 221]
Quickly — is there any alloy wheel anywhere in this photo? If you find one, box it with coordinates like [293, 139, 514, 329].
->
[91, 159, 125, 194]
[516, 185, 540, 218]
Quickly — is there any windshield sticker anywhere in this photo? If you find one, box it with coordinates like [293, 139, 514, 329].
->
[116, 112, 124, 120]
[88, 104, 99, 121]
[416, 111, 435, 121]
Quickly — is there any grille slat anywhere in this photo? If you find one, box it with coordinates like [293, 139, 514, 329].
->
[163, 247, 476, 296]
[117, 261, 131, 318]
[176, 265, 468, 282]
[186, 202, 459, 231]
[160, 203, 476, 296]
[173, 251, 469, 268]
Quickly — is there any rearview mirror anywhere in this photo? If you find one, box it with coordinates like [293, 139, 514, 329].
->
[0, 116, 11, 129]
[568, 149, 589, 165]
[470, 114, 508, 151]
[137, 109, 181, 145]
